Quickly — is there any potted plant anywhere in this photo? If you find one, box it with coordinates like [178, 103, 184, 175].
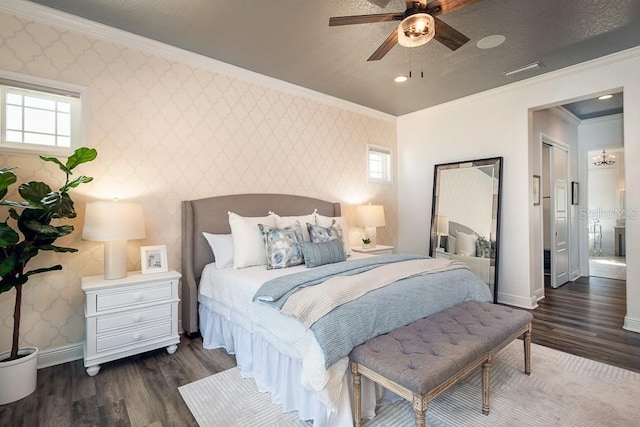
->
[362, 238, 371, 249]
[0, 147, 97, 404]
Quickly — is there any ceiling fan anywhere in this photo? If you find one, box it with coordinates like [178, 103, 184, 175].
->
[329, 0, 481, 61]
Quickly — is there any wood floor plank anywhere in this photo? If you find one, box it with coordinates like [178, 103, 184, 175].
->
[1, 274, 638, 426]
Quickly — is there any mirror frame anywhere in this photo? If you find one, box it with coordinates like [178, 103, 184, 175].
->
[429, 157, 503, 302]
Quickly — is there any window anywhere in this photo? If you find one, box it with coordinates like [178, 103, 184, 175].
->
[1, 71, 85, 155]
[367, 144, 392, 184]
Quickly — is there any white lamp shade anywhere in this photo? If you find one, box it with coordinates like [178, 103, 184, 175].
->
[436, 215, 449, 235]
[356, 204, 386, 227]
[82, 201, 146, 242]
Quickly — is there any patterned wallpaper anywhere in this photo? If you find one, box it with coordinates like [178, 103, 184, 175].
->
[0, 10, 397, 355]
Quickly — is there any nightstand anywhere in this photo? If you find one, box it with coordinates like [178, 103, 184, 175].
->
[81, 269, 181, 376]
[351, 244, 394, 255]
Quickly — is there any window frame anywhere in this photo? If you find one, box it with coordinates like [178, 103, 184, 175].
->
[367, 143, 393, 184]
[0, 70, 87, 157]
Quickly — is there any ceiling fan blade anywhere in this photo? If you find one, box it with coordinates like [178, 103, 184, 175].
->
[433, 17, 470, 50]
[428, 0, 482, 16]
[329, 13, 403, 26]
[368, 29, 399, 61]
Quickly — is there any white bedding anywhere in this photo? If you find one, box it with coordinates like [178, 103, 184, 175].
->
[198, 253, 372, 409]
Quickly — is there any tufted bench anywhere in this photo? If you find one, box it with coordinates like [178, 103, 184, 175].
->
[350, 301, 533, 427]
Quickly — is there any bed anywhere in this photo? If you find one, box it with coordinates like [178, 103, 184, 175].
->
[181, 193, 493, 426]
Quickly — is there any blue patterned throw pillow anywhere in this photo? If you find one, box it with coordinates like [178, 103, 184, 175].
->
[258, 224, 304, 269]
[307, 220, 342, 243]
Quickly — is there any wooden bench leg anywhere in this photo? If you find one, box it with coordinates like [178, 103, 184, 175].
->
[412, 395, 427, 427]
[482, 357, 491, 415]
[351, 362, 362, 427]
[524, 322, 532, 375]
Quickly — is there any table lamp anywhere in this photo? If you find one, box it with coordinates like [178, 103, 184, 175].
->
[82, 201, 146, 279]
[435, 215, 449, 250]
[356, 204, 386, 248]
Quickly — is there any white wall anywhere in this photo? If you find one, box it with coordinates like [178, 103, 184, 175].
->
[530, 109, 580, 300]
[397, 47, 640, 334]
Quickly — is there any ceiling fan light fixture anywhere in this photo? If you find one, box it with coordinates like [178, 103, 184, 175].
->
[394, 75, 408, 83]
[397, 13, 435, 48]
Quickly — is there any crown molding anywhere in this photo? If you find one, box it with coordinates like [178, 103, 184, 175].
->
[0, 0, 395, 123]
[402, 44, 640, 119]
[548, 106, 581, 126]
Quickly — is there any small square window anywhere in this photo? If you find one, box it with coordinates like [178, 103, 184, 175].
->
[1, 71, 85, 156]
[367, 144, 392, 184]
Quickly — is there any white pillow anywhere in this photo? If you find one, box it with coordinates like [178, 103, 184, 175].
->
[447, 235, 457, 255]
[271, 211, 316, 241]
[228, 212, 275, 269]
[202, 232, 234, 269]
[316, 214, 351, 254]
[457, 232, 477, 257]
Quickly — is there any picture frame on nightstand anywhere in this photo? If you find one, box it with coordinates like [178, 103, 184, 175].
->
[141, 245, 168, 274]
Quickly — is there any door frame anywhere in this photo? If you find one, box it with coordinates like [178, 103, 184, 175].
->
[539, 133, 571, 291]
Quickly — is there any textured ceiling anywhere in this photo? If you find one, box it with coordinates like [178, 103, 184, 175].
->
[562, 92, 624, 120]
[27, 0, 640, 116]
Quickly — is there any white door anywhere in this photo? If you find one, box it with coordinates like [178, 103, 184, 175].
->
[550, 145, 569, 288]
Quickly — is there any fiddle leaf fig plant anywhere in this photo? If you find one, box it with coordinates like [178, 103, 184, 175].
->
[0, 147, 97, 361]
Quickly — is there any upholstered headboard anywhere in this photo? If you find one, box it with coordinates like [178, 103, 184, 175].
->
[181, 193, 341, 334]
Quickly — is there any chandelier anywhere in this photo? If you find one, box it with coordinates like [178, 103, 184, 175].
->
[593, 149, 615, 166]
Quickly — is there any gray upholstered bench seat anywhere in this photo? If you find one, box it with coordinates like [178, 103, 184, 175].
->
[350, 300, 533, 427]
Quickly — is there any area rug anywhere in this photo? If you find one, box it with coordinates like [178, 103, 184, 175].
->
[179, 341, 640, 426]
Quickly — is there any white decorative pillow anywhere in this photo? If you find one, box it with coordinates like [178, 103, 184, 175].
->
[316, 214, 351, 254]
[457, 232, 477, 257]
[271, 211, 316, 241]
[228, 211, 275, 269]
[447, 235, 457, 255]
[202, 232, 234, 269]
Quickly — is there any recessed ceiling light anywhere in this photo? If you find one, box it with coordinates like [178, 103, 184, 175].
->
[394, 75, 408, 83]
[598, 94, 613, 100]
[504, 61, 544, 77]
[476, 35, 506, 50]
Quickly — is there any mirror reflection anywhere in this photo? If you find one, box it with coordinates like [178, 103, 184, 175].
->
[430, 157, 503, 302]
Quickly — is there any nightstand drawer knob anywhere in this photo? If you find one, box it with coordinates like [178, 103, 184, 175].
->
[133, 333, 143, 341]
[133, 315, 142, 322]
[134, 294, 144, 302]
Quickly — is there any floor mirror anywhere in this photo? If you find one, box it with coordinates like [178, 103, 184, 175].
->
[429, 157, 503, 302]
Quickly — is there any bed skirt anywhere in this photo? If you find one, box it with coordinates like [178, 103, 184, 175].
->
[199, 302, 384, 426]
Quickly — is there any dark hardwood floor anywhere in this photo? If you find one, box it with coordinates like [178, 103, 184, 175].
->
[0, 336, 236, 426]
[1, 274, 639, 425]
[529, 275, 640, 373]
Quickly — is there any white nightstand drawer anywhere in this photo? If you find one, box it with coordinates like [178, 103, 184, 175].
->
[96, 305, 172, 333]
[96, 281, 172, 311]
[96, 321, 172, 353]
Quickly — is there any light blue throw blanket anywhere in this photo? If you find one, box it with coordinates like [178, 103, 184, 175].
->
[254, 254, 492, 367]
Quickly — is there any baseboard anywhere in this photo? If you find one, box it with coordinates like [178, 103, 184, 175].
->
[535, 287, 545, 302]
[36, 321, 187, 369]
[37, 342, 84, 369]
[623, 316, 640, 333]
[497, 292, 538, 309]
[570, 269, 581, 282]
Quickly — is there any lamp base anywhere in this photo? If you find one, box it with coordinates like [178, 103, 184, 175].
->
[365, 226, 378, 248]
[104, 240, 128, 280]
